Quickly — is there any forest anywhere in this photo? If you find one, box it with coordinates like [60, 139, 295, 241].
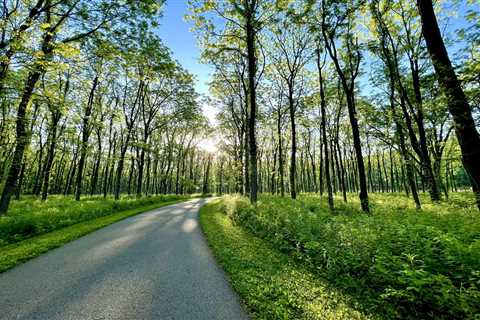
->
[0, 0, 479, 319]
[0, 0, 214, 215]
[188, 0, 480, 211]
[188, 1, 480, 318]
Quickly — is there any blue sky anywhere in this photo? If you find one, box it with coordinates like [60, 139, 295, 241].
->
[156, 0, 217, 122]
[156, 0, 213, 96]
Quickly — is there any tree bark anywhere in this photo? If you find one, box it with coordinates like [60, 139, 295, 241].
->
[41, 116, 60, 200]
[288, 85, 297, 199]
[245, 1, 258, 203]
[417, 0, 480, 209]
[317, 47, 334, 210]
[0, 70, 43, 213]
[277, 108, 285, 197]
[75, 76, 99, 201]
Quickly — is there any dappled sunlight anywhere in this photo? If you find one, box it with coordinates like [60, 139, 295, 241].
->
[181, 218, 198, 233]
[78, 231, 146, 262]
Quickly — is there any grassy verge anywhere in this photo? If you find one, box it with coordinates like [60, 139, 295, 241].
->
[199, 199, 373, 320]
[0, 198, 187, 273]
[0, 194, 189, 246]
[220, 193, 479, 320]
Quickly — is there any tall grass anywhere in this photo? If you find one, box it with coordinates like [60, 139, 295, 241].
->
[0, 194, 189, 246]
[221, 192, 480, 319]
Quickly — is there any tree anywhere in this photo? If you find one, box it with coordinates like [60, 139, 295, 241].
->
[268, 15, 312, 200]
[316, 44, 334, 210]
[41, 72, 70, 200]
[417, 0, 480, 209]
[189, 0, 275, 203]
[0, 0, 164, 213]
[320, 0, 370, 212]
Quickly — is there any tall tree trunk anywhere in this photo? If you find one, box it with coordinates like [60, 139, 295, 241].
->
[329, 139, 337, 194]
[308, 132, 317, 192]
[317, 47, 334, 209]
[271, 129, 277, 195]
[103, 126, 115, 198]
[104, 132, 116, 198]
[389, 147, 395, 192]
[0, 71, 43, 213]
[345, 92, 369, 212]
[128, 147, 137, 195]
[15, 162, 27, 200]
[32, 133, 45, 196]
[318, 130, 324, 196]
[115, 136, 130, 200]
[410, 58, 440, 201]
[145, 152, 151, 196]
[245, 2, 258, 203]
[277, 109, 285, 197]
[202, 155, 211, 194]
[417, 0, 480, 209]
[75, 76, 98, 201]
[0, 6, 56, 212]
[337, 143, 347, 202]
[219, 160, 224, 195]
[136, 143, 146, 198]
[392, 91, 421, 209]
[65, 143, 79, 195]
[367, 141, 374, 192]
[322, 20, 369, 211]
[41, 118, 60, 200]
[288, 85, 297, 199]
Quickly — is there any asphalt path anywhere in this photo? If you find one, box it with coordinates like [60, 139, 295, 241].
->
[0, 198, 249, 320]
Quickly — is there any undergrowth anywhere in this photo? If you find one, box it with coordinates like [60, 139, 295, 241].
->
[220, 192, 480, 319]
[200, 199, 373, 319]
[0, 194, 189, 246]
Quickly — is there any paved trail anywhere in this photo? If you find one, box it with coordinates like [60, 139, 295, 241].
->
[0, 199, 248, 320]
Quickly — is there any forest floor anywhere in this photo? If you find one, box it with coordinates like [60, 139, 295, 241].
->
[0, 199, 248, 320]
[0, 194, 192, 272]
[201, 192, 479, 320]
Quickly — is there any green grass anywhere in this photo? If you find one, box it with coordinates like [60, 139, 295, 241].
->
[0, 195, 190, 273]
[0, 194, 190, 246]
[200, 199, 374, 320]
[216, 192, 480, 320]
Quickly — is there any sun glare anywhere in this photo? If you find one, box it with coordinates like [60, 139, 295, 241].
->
[200, 138, 218, 153]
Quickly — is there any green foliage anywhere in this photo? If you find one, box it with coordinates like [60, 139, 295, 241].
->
[0, 196, 186, 273]
[221, 193, 480, 319]
[0, 194, 188, 246]
[200, 199, 372, 320]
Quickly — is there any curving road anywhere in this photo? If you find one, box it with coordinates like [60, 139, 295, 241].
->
[0, 198, 248, 320]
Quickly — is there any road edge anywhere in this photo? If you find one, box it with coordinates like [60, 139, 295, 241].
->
[0, 198, 192, 273]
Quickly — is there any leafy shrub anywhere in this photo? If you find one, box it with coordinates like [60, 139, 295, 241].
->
[224, 193, 480, 319]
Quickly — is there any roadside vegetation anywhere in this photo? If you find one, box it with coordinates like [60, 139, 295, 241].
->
[0, 194, 190, 246]
[204, 193, 479, 320]
[0, 195, 190, 272]
[200, 199, 372, 320]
